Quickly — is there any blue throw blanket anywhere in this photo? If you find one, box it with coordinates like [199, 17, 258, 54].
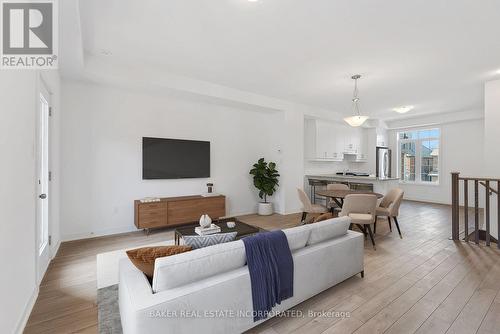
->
[242, 230, 294, 322]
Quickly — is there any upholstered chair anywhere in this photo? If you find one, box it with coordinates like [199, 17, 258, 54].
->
[326, 183, 350, 211]
[297, 188, 327, 224]
[339, 194, 378, 249]
[374, 188, 404, 238]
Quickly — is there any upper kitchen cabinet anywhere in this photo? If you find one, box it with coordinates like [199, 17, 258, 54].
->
[344, 127, 360, 154]
[304, 119, 344, 161]
[304, 119, 369, 162]
[355, 128, 368, 162]
[343, 127, 367, 161]
[376, 127, 389, 147]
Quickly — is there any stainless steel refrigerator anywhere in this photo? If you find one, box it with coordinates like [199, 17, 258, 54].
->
[376, 147, 392, 179]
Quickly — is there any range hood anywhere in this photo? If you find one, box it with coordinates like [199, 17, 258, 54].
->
[336, 172, 370, 177]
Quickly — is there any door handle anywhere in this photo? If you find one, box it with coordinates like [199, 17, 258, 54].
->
[39, 194, 47, 199]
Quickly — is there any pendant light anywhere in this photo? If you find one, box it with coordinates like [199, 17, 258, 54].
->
[343, 74, 369, 127]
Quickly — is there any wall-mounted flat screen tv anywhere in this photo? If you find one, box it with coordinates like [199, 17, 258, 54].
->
[142, 137, 210, 179]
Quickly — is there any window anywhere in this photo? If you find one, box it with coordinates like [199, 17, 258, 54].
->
[398, 128, 440, 184]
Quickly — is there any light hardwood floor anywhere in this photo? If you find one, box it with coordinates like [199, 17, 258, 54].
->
[24, 201, 500, 334]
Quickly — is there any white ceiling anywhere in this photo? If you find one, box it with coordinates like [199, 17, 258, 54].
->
[75, 0, 500, 119]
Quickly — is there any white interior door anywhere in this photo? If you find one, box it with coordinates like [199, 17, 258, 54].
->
[37, 82, 51, 281]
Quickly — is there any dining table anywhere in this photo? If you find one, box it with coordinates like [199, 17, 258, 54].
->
[315, 189, 384, 213]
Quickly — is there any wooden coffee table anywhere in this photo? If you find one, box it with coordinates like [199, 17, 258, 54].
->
[174, 218, 263, 245]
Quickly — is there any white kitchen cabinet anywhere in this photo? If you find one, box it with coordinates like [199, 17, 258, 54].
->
[344, 127, 362, 154]
[334, 125, 346, 158]
[342, 127, 369, 162]
[376, 127, 389, 147]
[305, 120, 369, 162]
[356, 129, 368, 161]
[306, 119, 344, 161]
[315, 121, 332, 159]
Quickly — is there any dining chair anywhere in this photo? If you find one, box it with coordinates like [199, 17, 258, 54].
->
[339, 194, 378, 249]
[326, 183, 350, 211]
[297, 188, 328, 224]
[374, 188, 404, 238]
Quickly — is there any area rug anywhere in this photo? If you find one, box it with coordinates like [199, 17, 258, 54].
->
[96, 240, 174, 334]
[98, 284, 122, 334]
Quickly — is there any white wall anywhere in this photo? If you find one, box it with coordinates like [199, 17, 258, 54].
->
[0, 70, 60, 334]
[279, 108, 305, 213]
[0, 72, 37, 334]
[60, 80, 283, 240]
[387, 117, 485, 205]
[484, 79, 500, 239]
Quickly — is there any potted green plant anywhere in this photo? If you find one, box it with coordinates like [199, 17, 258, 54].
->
[249, 158, 280, 215]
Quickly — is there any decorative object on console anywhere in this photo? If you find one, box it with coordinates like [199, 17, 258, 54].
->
[199, 214, 212, 228]
[126, 245, 192, 278]
[201, 183, 220, 197]
[226, 221, 236, 228]
[249, 158, 280, 216]
[183, 232, 237, 249]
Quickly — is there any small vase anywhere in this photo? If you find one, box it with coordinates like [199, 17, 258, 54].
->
[199, 214, 212, 228]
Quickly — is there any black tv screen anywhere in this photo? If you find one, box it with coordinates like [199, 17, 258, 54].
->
[142, 137, 210, 179]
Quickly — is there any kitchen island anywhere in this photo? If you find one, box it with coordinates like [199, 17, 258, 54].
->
[305, 174, 399, 204]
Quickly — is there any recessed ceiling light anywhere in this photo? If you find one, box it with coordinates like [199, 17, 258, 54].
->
[248, 0, 259, 2]
[496, 69, 500, 74]
[393, 105, 414, 114]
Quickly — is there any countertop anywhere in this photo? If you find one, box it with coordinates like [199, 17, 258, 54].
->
[306, 174, 399, 182]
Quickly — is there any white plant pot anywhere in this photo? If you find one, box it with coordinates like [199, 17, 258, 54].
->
[258, 202, 274, 216]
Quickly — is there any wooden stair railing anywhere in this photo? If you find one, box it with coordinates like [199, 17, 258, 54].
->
[451, 172, 500, 248]
[480, 181, 498, 195]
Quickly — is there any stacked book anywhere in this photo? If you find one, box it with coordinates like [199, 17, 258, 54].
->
[195, 224, 221, 236]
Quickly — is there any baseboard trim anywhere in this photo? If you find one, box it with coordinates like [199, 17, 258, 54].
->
[62, 225, 138, 242]
[51, 239, 61, 259]
[15, 286, 39, 334]
[404, 198, 450, 206]
[404, 198, 485, 210]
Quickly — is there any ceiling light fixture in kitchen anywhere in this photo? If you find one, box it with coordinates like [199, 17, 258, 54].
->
[343, 74, 369, 127]
[393, 105, 414, 114]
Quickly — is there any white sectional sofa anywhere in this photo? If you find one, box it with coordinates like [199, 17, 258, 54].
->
[119, 216, 364, 334]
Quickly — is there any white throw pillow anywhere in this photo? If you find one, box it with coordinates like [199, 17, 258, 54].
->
[307, 216, 351, 245]
[283, 224, 311, 251]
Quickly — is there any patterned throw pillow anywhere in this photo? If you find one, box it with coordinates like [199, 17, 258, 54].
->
[183, 232, 238, 249]
[126, 245, 192, 278]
